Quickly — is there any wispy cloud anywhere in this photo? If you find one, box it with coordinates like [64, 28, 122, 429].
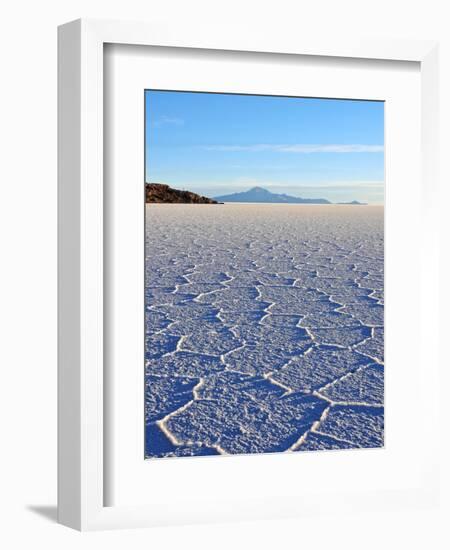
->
[183, 180, 384, 191]
[204, 144, 384, 153]
[152, 115, 184, 128]
[263, 181, 385, 189]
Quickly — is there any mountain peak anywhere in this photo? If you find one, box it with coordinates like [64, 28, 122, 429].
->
[214, 187, 331, 204]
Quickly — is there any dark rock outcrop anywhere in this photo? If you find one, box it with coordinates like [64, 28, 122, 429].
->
[146, 183, 218, 204]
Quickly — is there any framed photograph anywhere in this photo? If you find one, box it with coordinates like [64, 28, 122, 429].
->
[58, 19, 440, 530]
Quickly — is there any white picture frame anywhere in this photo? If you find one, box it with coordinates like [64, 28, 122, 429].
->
[58, 18, 440, 531]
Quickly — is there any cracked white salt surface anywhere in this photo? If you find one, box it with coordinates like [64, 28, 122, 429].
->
[145, 204, 384, 458]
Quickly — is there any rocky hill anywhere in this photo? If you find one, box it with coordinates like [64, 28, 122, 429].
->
[146, 183, 218, 204]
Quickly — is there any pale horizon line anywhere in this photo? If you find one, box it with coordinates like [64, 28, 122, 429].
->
[145, 181, 384, 205]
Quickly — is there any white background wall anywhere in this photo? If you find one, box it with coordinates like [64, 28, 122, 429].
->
[0, 0, 448, 547]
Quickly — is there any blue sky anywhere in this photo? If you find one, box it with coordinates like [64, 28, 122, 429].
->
[145, 91, 384, 203]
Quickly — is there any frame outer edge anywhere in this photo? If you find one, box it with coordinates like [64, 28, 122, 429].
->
[85, 17, 436, 62]
[80, 18, 105, 530]
[57, 19, 82, 530]
[419, 44, 441, 499]
[57, 17, 441, 530]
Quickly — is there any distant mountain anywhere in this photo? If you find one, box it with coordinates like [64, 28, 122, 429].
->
[337, 200, 367, 205]
[146, 183, 218, 204]
[214, 186, 331, 204]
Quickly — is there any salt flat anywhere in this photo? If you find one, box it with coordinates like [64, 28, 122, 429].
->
[145, 204, 384, 458]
